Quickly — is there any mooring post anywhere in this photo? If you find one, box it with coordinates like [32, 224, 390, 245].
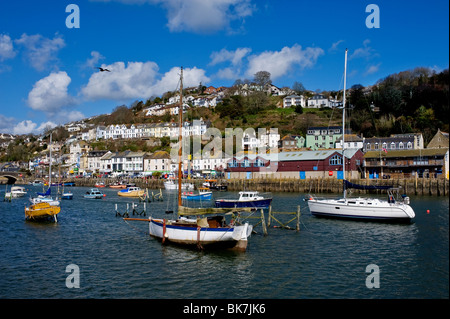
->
[267, 205, 272, 228]
[260, 209, 268, 236]
[296, 205, 300, 232]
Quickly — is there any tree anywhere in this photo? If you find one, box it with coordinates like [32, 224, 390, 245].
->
[292, 81, 306, 94]
[253, 71, 272, 87]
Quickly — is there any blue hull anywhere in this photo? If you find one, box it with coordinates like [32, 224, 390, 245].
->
[215, 198, 272, 208]
[182, 193, 212, 201]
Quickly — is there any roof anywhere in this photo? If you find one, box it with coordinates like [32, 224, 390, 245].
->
[233, 149, 358, 162]
[364, 148, 448, 159]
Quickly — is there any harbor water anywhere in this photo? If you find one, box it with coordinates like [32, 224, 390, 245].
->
[0, 185, 448, 299]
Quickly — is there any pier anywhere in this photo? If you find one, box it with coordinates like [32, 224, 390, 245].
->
[12, 176, 449, 196]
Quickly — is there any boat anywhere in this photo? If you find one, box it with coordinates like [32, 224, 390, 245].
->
[117, 186, 145, 197]
[61, 192, 73, 200]
[202, 179, 228, 191]
[181, 187, 213, 201]
[215, 191, 272, 209]
[306, 49, 415, 222]
[164, 179, 194, 190]
[94, 182, 106, 188]
[4, 186, 27, 199]
[30, 133, 61, 207]
[109, 182, 126, 189]
[124, 67, 253, 251]
[84, 188, 105, 199]
[30, 180, 43, 186]
[25, 202, 61, 222]
[63, 182, 75, 186]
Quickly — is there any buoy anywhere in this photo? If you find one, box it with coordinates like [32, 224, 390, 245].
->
[426, 209, 430, 214]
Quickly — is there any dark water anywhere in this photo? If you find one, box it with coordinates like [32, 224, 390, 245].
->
[0, 185, 448, 299]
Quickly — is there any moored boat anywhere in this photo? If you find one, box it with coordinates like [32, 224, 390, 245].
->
[84, 188, 104, 199]
[117, 186, 145, 197]
[181, 187, 213, 201]
[4, 186, 27, 199]
[25, 202, 60, 222]
[215, 191, 272, 209]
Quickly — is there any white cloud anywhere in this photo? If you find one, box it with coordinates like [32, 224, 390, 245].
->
[84, 51, 105, 69]
[329, 40, 344, 53]
[92, 0, 254, 34]
[0, 34, 16, 61]
[27, 71, 76, 115]
[14, 33, 65, 71]
[81, 61, 210, 100]
[209, 47, 251, 66]
[11, 120, 57, 135]
[350, 39, 377, 60]
[365, 63, 381, 75]
[246, 44, 324, 80]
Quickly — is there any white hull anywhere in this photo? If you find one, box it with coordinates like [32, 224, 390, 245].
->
[149, 218, 252, 251]
[30, 196, 60, 206]
[164, 181, 194, 190]
[307, 197, 415, 221]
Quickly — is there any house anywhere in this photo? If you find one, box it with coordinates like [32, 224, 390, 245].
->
[110, 151, 145, 175]
[364, 148, 449, 179]
[335, 134, 364, 150]
[144, 151, 172, 174]
[86, 150, 109, 174]
[279, 135, 303, 150]
[203, 86, 217, 94]
[427, 129, 449, 149]
[225, 149, 364, 180]
[306, 126, 350, 150]
[283, 95, 305, 108]
[307, 94, 330, 108]
[363, 133, 424, 152]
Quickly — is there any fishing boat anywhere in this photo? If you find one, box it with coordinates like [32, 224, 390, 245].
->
[4, 186, 27, 199]
[215, 191, 272, 209]
[164, 179, 194, 190]
[94, 182, 106, 188]
[117, 186, 145, 198]
[124, 67, 253, 251]
[25, 201, 60, 222]
[84, 188, 104, 199]
[181, 187, 213, 201]
[306, 49, 415, 222]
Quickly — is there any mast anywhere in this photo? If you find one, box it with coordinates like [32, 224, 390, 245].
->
[49, 132, 52, 187]
[342, 49, 348, 198]
[178, 67, 183, 207]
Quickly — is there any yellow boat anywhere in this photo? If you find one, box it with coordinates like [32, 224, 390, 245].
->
[25, 202, 61, 222]
[117, 186, 145, 197]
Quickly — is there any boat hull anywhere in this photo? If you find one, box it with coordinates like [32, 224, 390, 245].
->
[149, 218, 252, 251]
[215, 198, 272, 209]
[307, 198, 415, 222]
[117, 190, 145, 197]
[25, 202, 60, 221]
[181, 192, 213, 201]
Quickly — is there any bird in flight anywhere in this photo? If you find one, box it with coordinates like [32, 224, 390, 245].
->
[97, 67, 111, 72]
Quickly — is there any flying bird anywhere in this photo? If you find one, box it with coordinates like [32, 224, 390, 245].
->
[96, 67, 111, 72]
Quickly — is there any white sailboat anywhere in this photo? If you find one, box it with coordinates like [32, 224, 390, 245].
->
[307, 49, 415, 222]
[126, 67, 253, 251]
[29, 133, 60, 206]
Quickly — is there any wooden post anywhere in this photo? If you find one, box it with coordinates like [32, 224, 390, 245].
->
[296, 205, 300, 232]
[260, 209, 268, 236]
[267, 205, 272, 228]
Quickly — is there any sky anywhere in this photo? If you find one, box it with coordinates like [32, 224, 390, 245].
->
[0, 0, 448, 135]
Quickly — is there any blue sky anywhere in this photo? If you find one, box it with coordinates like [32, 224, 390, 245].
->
[0, 0, 448, 135]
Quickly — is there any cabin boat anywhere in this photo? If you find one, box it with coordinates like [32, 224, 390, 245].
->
[117, 186, 145, 198]
[84, 188, 104, 199]
[164, 180, 194, 190]
[4, 186, 27, 199]
[215, 191, 272, 209]
[203, 179, 227, 191]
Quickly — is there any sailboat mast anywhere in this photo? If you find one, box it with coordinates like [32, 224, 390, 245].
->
[178, 67, 183, 207]
[342, 49, 348, 198]
[49, 132, 52, 187]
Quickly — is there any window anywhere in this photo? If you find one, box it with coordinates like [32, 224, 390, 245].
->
[407, 142, 413, 149]
[329, 155, 342, 165]
[391, 142, 396, 149]
[399, 142, 404, 149]
[366, 143, 371, 150]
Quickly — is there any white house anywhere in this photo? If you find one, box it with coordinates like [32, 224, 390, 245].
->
[307, 94, 330, 108]
[283, 95, 305, 108]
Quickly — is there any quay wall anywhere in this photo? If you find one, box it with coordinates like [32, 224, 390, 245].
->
[16, 177, 449, 197]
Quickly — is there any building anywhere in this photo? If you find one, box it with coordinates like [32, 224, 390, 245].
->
[364, 148, 449, 179]
[307, 94, 329, 108]
[283, 95, 305, 108]
[279, 135, 304, 150]
[335, 134, 364, 150]
[306, 126, 350, 150]
[427, 129, 449, 149]
[363, 133, 424, 152]
[225, 149, 364, 180]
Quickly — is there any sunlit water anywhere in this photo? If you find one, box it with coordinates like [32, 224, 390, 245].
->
[0, 185, 448, 299]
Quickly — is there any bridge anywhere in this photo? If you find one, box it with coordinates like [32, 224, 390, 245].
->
[0, 172, 20, 184]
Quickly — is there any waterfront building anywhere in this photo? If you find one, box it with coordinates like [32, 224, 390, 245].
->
[363, 133, 424, 152]
[305, 126, 351, 150]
